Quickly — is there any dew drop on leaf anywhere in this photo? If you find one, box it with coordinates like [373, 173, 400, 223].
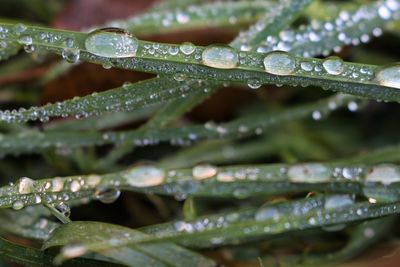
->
[192, 164, 217, 180]
[322, 56, 344, 75]
[179, 42, 196, 55]
[202, 45, 239, 69]
[85, 27, 139, 58]
[263, 51, 296, 75]
[95, 188, 121, 204]
[375, 64, 400, 89]
[123, 165, 165, 187]
[17, 177, 35, 194]
[12, 200, 24, 210]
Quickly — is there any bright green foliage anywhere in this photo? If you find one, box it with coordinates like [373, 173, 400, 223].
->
[0, 0, 400, 266]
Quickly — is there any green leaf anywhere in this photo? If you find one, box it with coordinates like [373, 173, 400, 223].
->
[43, 221, 216, 267]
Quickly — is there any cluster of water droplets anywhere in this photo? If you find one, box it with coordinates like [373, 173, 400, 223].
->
[256, 0, 400, 56]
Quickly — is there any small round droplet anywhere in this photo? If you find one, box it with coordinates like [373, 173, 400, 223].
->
[375, 64, 400, 89]
[179, 42, 195, 55]
[62, 48, 80, 63]
[192, 164, 217, 180]
[55, 202, 71, 217]
[124, 165, 165, 187]
[17, 177, 35, 194]
[52, 178, 64, 192]
[12, 200, 24, 210]
[247, 78, 262, 89]
[18, 35, 32, 45]
[85, 28, 139, 58]
[95, 188, 121, 204]
[202, 45, 239, 69]
[322, 56, 344, 75]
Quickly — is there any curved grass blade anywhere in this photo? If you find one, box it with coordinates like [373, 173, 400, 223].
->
[0, 93, 353, 155]
[107, 1, 272, 36]
[43, 199, 400, 253]
[43, 221, 216, 267]
[2, 162, 400, 211]
[0, 77, 198, 123]
[0, 237, 118, 267]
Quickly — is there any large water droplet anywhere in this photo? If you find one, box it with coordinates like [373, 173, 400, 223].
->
[288, 164, 331, 183]
[322, 56, 344, 75]
[365, 164, 400, 185]
[95, 188, 121, 204]
[124, 166, 165, 187]
[85, 28, 139, 58]
[263, 51, 296, 76]
[375, 65, 400, 89]
[202, 45, 238, 69]
[192, 164, 217, 180]
[17, 177, 35, 194]
[60, 243, 87, 259]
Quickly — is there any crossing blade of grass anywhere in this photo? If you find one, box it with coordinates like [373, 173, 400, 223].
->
[42, 221, 216, 267]
[0, 93, 353, 156]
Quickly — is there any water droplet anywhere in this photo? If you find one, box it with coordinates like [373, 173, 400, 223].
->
[13, 23, 27, 35]
[202, 45, 239, 69]
[263, 51, 296, 76]
[217, 172, 235, 182]
[325, 195, 354, 210]
[247, 78, 262, 89]
[18, 35, 32, 45]
[95, 188, 121, 204]
[312, 110, 322, 120]
[12, 200, 24, 210]
[365, 165, 400, 185]
[62, 48, 80, 63]
[17, 177, 35, 194]
[52, 178, 64, 192]
[255, 207, 280, 221]
[288, 164, 331, 183]
[347, 101, 358, 112]
[179, 42, 195, 55]
[124, 165, 165, 187]
[70, 180, 81, 192]
[322, 56, 344, 75]
[55, 202, 71, 217]
[375, 65, 400, 89]
[192, 164, 217, 180]
[364, 227, 375, 238]
[61, 243, 87, 259]
[85, 28, 139, 58]
[173, 72, 186, 81]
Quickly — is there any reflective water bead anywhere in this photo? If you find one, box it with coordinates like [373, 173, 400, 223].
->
[263, 51, 296, 76]
[322, 56, 344, 75]
[375, 65, 400, 89]
[62, 48, 80, 63]
[61, 243, 87, 259]
[365, 165, 400, 185]
[123, 165, 165, 187]
[12, 200, 24, 210]
[17, 177, 35, 194]
[255, 207, 280, 221]
[202, 45, 239, 69]
[179, 42, 195, 55]
[95, 188, 121, 204]
[18, 35, 32, 45]
[288, 164, 331, 183]
[247, 78, 262, 89]
[85, 28, 139, 58]
[70, 180, 81, 192]
[192, 164, 217, 180]
[324, 195, 354, 210]
[55, 202, 71, 217]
